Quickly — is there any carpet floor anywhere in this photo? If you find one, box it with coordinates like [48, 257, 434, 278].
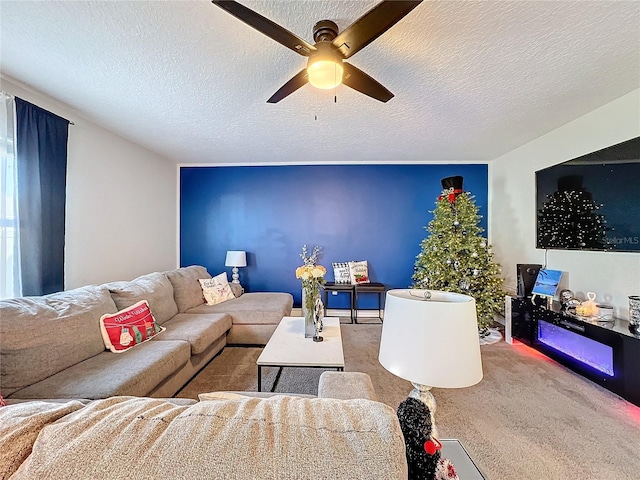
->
[176, 323, 640, 479]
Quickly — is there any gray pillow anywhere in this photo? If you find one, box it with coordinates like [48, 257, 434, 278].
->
[106, 272, 178, 324]
[164, 266, 211, 312]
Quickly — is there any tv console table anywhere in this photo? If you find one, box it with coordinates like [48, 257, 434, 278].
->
[506, 296, 640, 407]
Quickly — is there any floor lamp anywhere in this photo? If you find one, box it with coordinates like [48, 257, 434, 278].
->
[378, 289, 483, 438]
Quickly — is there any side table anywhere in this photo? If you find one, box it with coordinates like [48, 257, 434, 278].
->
[322, 282, 355, 323]
[440, 439, 486, 479]
[354, 282, 386, 322]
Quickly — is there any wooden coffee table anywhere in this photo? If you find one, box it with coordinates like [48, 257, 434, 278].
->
[256, 316, 345, 392]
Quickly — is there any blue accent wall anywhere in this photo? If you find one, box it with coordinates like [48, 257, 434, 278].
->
[180, 164, 488, 308]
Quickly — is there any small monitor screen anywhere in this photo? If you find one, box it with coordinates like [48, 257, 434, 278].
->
[531, 269, 563, 297]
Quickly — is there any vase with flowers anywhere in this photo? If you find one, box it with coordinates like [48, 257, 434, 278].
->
[295, 245, 326, 341]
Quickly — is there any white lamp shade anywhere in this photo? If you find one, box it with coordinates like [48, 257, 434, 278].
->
[307, 42, 344, 90]
[225, 250, 247, 267]
[307, 59, 344, 89]
[378, 289, 483, 389]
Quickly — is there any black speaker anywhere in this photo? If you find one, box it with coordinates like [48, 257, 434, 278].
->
[517, 264, 542, 298]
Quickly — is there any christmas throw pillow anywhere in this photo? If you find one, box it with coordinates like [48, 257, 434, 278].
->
[199, 273, 235, 306]
[99, 300, 165, 353]
[348, 260, 370, 284]
[332, 262, 351, 284]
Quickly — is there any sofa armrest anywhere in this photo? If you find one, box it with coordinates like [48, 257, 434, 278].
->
[317, 371, 378, 401]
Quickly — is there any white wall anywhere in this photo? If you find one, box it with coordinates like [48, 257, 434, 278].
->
[2, 78, 177, 289]
[489, 89, 640, 319]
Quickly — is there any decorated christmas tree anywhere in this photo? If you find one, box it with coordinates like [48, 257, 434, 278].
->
[537, 175, 610, 250]
[413, 176, 504, 332]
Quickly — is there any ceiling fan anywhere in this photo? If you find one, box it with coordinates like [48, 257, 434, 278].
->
[211, 1, 423, 103]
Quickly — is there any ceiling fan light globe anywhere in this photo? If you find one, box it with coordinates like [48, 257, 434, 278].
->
[307, 59, 344, 89]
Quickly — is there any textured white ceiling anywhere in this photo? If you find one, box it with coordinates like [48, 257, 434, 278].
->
[1, 1, 638, 164]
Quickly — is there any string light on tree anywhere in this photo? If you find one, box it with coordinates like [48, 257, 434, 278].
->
[537, 175, 611, 250]
[413, 176, 504, 333]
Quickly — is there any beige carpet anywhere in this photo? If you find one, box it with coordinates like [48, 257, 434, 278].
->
[176, 323, 640, 480]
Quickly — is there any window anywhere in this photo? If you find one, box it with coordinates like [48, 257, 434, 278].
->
[0, 93, 21, 299]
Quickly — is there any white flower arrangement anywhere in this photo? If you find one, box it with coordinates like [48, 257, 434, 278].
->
[296, 245, 326, 313]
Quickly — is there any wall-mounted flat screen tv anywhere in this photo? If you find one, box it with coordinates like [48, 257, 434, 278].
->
[536, 136, 640, 252]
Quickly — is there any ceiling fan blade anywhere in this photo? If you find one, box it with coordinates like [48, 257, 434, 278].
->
[267, 69, 309, 103]
[341, 62, 394, 103]
[212, 1, 316, 56]
[332, 1, 422, 59]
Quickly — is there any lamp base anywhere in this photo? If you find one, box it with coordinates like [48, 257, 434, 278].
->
[409, 383, 438, 439]
[231, 267, 240, 284]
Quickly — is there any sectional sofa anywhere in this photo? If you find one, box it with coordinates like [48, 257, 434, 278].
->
[0, 265, 293, 401]
[1, 372, 408, 479]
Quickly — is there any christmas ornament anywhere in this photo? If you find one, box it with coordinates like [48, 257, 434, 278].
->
[453, 220, 460, 226]
[471, 252, 478, 258]
[473, 269, 479, 276]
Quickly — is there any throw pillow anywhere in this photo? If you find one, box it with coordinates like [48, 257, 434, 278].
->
[99, 300, 165, 353]
[199, 272, 235, 306]
[348, 260, 370, 284]
[332, 262, 351, 284]
[229, 282, 243, 298]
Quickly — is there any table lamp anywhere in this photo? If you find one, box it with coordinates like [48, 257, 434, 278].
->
[225, 250, 247, 285]
[378, 289, 483, 438]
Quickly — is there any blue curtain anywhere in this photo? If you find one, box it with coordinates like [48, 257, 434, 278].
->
[15, 98, 69, 296]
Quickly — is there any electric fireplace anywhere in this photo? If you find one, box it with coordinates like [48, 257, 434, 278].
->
[507, 296, 640, 407]
[537, 319, 614, 376]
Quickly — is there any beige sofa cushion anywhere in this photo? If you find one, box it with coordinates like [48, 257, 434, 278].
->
[106, 272, 178, 324]
[0, 285, 117, 396]
[12, 396, 407, 479]
[0, 400, 85, 479]
[9, 340, 190, 400]
[186, 292, 293, 325]
[155, 313, 232, 355]
[165, 266, 211, 312]
[318, 371, 378, 401]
